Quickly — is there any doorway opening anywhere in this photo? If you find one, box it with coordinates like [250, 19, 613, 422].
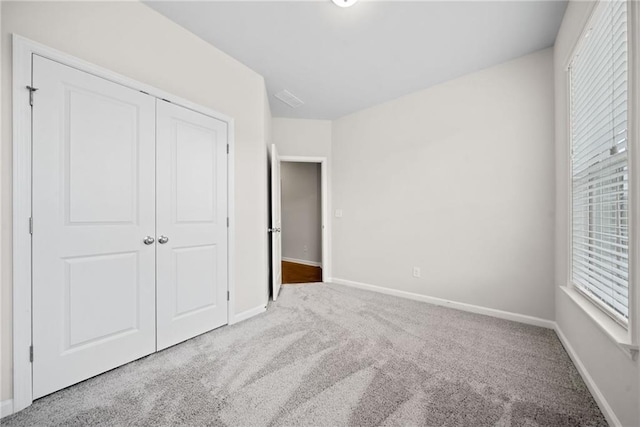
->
[269, 153, 329, 300]
[280, 161, 323, 284]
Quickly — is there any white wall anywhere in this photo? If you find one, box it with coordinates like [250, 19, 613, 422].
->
[331, 48, 556, 320]
[0, 0, 7, 409]
[281, 162, 322, 265]
[554, 2, 639, 426]
[272, 118, 331, 158]
[1, 0, 270, 402]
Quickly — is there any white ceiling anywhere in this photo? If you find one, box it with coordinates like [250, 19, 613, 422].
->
[146, 1, 567, 120]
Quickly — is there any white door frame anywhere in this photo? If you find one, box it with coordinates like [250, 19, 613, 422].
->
[279, 156, 331, 282]
[11, 34, 236, 412]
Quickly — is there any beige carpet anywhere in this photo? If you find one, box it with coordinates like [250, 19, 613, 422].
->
[4, 283, 606, 426]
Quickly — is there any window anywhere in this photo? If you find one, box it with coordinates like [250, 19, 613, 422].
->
[570, 0, 629, 325]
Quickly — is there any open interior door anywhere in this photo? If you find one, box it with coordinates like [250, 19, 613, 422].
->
[270, 144, 283, 300]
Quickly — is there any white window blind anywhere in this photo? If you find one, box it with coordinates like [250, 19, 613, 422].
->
[570, 0, 629, 324]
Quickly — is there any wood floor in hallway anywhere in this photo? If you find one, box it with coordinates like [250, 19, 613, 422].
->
[282, 261, 322, 284]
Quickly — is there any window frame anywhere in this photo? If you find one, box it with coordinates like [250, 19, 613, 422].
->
[565, 0, 639, 356]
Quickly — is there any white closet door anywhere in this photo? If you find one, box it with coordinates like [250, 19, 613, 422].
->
[156, 101, 228, 351]
[32, 55, 157, 398]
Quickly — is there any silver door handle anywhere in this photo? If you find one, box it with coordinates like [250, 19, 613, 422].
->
[268, 228, 281, 233]
[158, 235, 169, 244]
[143, 236, 155, 245]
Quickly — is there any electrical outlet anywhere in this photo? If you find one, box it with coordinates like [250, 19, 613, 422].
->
[335, 209, 343, 218]
[412, 267, 421, 278]
[303, 245, 308, 252]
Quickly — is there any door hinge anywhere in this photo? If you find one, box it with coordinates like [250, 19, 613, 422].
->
[26, 86, 39, 107]
[227, 217, 229, 228]
[29, 217, 33, 235]
[29, 345, 33, 363]
[227, 144, 230, 154]
[227, 291, 230, 301]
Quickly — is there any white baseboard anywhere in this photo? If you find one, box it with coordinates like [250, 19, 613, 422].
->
[330, 278, 555, 329]
[231, 305, 266, 324]
[1, 399, 14, 418]
[554, 325, 621, 427]
[282, 257, 322, 268]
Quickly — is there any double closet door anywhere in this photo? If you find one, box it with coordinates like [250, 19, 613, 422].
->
[31, 55, 228, 399]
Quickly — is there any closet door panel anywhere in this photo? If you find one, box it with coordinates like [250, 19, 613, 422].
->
[32, 55, 157, 398]
[156, 101, 228, 350]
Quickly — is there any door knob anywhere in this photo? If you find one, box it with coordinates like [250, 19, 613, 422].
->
[158, 235, 169, 244]
[143, 236, 155, 245]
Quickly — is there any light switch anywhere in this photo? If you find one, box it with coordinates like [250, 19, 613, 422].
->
[335, 209, 343, 218]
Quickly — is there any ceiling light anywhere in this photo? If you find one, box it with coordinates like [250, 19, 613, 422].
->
[332, 0, 358, 8]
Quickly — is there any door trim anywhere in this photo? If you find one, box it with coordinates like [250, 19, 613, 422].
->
[11, 34, 236, 412]
[279, 156, 331, 282]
